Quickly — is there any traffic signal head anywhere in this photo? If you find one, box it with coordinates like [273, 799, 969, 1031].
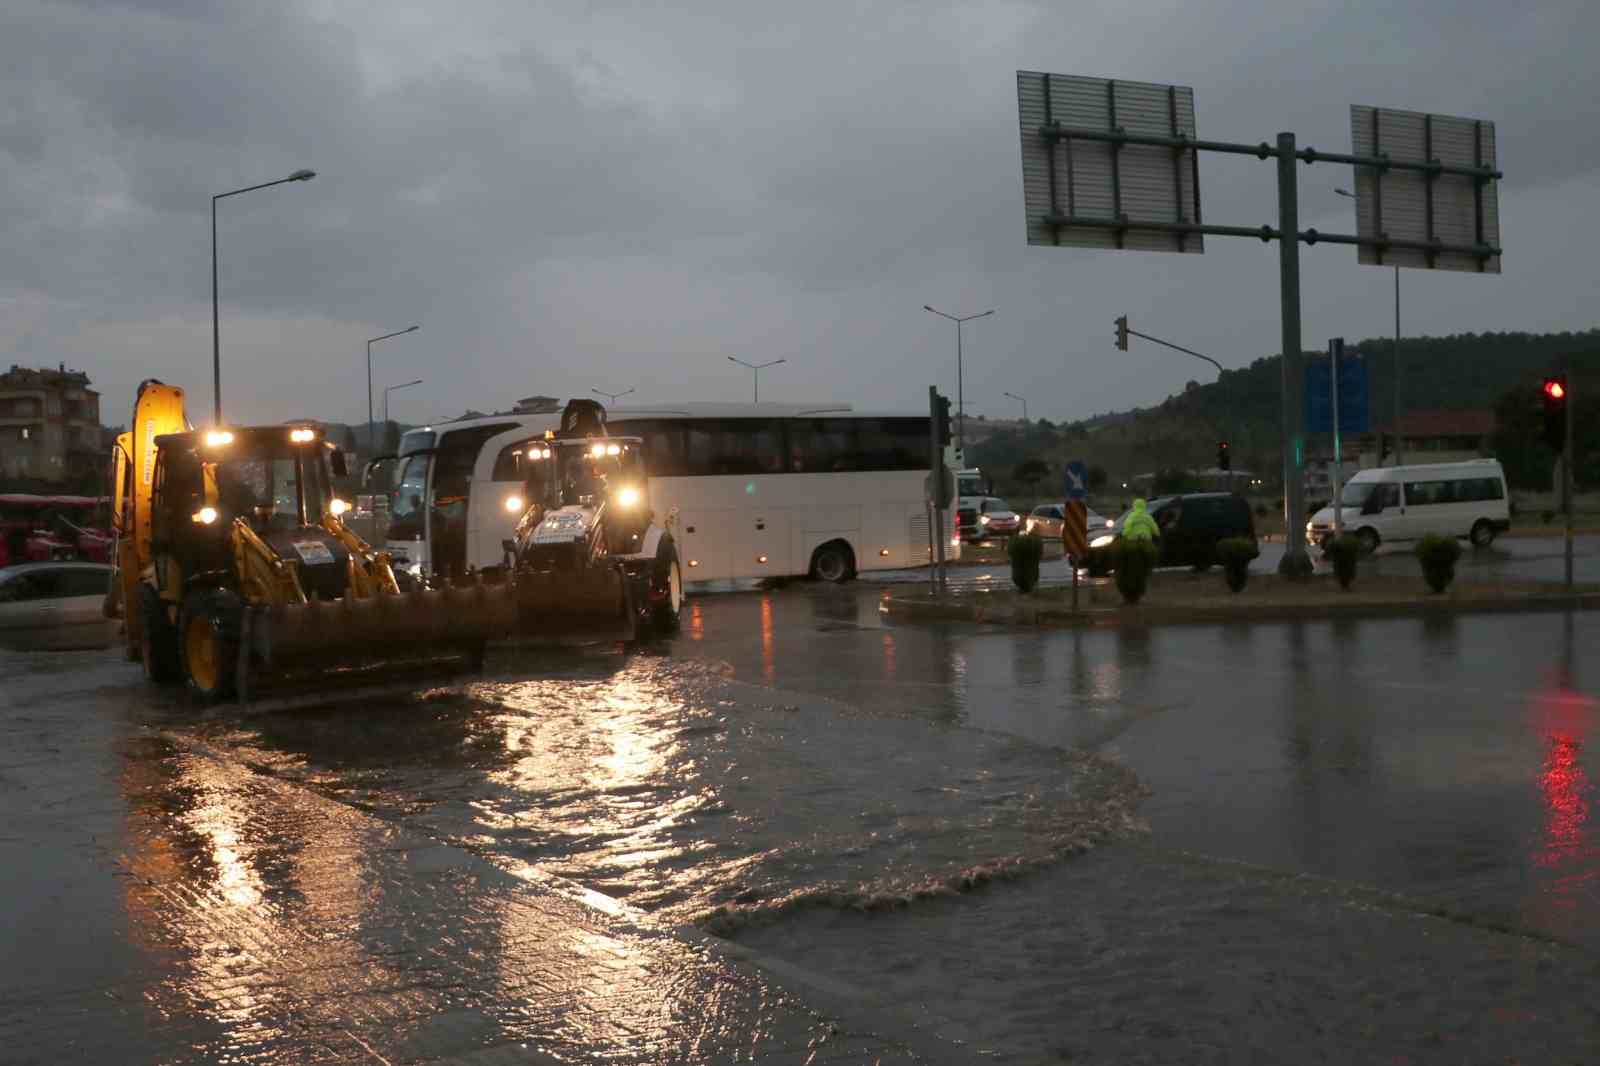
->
[934, 393, 953, 446]
[1542, 375, 1568, 451]
[1115, 315, 1129, 352]
[1216, 441, 1231, 471]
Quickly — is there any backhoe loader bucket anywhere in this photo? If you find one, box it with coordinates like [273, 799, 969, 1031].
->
[224, 581, 524, 705]
[509, 566, 643, 644]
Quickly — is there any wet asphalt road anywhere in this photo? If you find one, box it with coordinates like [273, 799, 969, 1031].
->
[687, 568, 1600, 951]
[5, 536, 1600, 1063]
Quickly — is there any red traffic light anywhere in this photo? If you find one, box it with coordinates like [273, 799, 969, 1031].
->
[1544, 378, 1566, 401]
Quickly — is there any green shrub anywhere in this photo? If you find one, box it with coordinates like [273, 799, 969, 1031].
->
[1216, 537, 1258, 593]
[1084, 543, 1114, 577]
[1115, 539, 1157, 603]
[1008, 531, 1044, 593]
[1324, 534, 1361, 590]
[1415, 534, 1463, 593]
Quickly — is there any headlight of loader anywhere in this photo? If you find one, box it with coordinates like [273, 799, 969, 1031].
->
[192, 506, 218, 525]
[615, 486, 640, 507]
[504, 495, 524, 513]
[329, 498, 349, 516]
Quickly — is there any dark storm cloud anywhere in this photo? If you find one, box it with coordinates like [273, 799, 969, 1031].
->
[3, 0, 1599, 428]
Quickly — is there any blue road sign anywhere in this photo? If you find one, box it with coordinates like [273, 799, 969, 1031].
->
[1305, 351, 1370, 435]
[1064, 459, 1089, 501]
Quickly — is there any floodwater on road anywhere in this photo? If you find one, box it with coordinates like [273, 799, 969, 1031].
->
[7, 563, 1600, 1063]
[188, 644, 1143, 932]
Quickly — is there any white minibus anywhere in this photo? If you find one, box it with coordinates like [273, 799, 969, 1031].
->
[1307, 459, 1510, 553]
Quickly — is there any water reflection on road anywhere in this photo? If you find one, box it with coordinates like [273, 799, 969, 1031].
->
[766, 582, 1599, 949]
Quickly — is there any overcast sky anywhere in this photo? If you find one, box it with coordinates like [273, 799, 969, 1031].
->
[5, 0, 1598, 430]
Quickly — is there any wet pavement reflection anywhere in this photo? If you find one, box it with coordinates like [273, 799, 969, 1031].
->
[7, 557, 1600, 1062]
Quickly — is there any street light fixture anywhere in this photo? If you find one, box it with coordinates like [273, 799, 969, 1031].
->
[922, 305, 994, 451]
[727, 356, 785, 403]
[211, 168, 317, 423]
[1336, 187, 1402, 464]
[383, 379, 424, 426]
[592, 387, 636, 405]
[367, 326, 419, 456]
[1003, 391, 1028, 423]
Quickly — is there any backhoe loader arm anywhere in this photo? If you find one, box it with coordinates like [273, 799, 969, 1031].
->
[230, 518, 308, 605]
[319, 513, 401, 598]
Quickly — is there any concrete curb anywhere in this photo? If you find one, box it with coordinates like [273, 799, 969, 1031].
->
[883, 586, 1600, 629]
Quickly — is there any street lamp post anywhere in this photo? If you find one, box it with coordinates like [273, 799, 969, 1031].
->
[1336, 187, 1402, 464]
[922, 305, 994, 452]
[367, 326, 419, 456]
[1003, 391, 1028, 423]
[212, 169, 316, 424]
[727, 357, 785, 403]
[592, 387, 636, 405]
[383, 379, 424, 426]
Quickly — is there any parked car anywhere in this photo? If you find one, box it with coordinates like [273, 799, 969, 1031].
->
[0, 562, 117, 651]
[1306, 459, 1510, 553]
[963, 497, 1020, 542]
[1024, 503, 1110, 539]
[1092, 494, 1256, 569]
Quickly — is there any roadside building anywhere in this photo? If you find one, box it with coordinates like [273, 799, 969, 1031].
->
[0, 365, 103, 483]
[1303, 409, 1496, 499]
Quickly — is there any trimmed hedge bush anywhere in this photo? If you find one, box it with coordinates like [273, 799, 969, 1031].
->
[1008, 531, 1044, 593]
[1324, 534, 1361, 590]
[1115, 539, 1157, 604]
[1415, 533, 1463, 593]
[1216, 537, 1258, 593]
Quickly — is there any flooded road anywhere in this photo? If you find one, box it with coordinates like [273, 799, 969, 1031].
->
[5, 567, 1600, 1063]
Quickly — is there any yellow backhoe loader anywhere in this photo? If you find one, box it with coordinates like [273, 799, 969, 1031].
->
[107, 380, 519, 703]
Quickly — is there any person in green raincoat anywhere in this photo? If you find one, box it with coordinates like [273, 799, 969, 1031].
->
[1122, 498, 1160, 543]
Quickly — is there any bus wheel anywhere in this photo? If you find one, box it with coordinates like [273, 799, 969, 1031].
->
[1469, 520, 1496, 548]
[1356, 527, 1380, 555]
[810, 540, 855, 584]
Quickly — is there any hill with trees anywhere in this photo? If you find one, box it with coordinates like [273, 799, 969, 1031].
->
[971, 328, 1600, 495]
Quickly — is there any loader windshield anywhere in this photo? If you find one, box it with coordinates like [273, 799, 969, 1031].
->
[214, 446, 328, 531]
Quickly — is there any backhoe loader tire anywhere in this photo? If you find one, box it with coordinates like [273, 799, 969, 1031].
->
[140, 585, 181, 684]
[179, 588, 242, 704]
[649, 537, 683, 636]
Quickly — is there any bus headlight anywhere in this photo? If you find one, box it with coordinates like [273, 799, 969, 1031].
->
[204, 430, 233, 447]
[192, 506, 218, 525]
[329, 498, 349, 516]
[590, 443, 607, 458]
[504, 495, 524, 513]
[615, 486, 640, 507]
[606, 443, 621, 456]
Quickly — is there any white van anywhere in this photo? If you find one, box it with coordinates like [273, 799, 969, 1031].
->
[1307, 459, 1510, 553]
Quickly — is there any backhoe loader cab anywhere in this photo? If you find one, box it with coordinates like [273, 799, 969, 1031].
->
[149, 427, 351, 600]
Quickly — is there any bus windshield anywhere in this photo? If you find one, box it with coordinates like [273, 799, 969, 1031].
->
[387, 454, 430, 540]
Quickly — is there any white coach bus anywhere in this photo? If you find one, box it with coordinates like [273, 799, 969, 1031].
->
[607, 403, 957, 583]
[379, 412, 558, 581]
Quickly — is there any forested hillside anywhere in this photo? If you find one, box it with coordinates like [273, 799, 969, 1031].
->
[972, 328, 1600, 492]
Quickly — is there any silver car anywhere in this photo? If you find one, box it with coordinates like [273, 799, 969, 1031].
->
[1023, 503, 1109, 539]
[0, 562, 117, 651]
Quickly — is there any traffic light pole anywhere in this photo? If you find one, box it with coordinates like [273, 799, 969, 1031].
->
[929, 385, 948, 595]
[1330, 338, 1345, 538]
[1565, 372, 1574, 591]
